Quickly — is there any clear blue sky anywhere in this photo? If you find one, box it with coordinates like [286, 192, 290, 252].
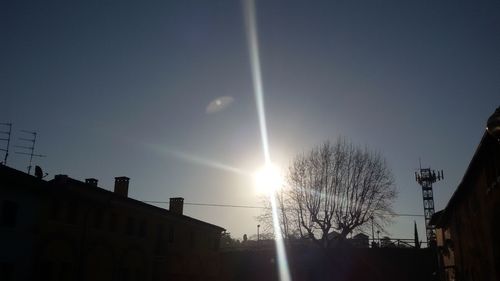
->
[2, 0, 499, 240]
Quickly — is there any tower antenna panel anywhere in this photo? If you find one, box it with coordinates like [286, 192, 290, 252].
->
[415, 162, 443, 244]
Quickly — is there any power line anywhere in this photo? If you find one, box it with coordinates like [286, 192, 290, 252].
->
[143, 201, 262, 209]
[141, 200, 424, 217]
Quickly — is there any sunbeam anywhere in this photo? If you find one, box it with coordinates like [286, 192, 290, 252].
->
[243, 0, 292, 281]
[148, 143, 248, 176]
[244, 0, 270, 164]
[271, 192, 292, 281]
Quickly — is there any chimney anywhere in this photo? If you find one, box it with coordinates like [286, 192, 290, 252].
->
[85, 178, 98, 186]
[114, 177, 130, 197]
[169, 197, 184, 215]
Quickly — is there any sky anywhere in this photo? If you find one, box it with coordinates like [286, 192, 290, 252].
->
[1, 0, 499, 241]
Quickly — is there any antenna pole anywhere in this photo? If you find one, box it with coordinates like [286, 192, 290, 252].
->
[28, 132, 36, 174]
[15, 130, 45, 174]
[0, 123, 12, 165]
[415, 163, 443, 244]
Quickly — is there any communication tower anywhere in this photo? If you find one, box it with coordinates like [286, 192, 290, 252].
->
[415, 166, 443, 243]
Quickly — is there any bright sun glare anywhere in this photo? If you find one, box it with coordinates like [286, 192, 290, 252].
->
[253, 163, 283, 194]
[245, 0, 291, 279]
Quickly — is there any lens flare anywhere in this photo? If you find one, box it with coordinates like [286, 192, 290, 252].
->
[244, 0, 270, 164]
[148, 143, 247, 175]
[243, 0, 292, 280]
[206, 96, 235, 114]
[270, 192, 292, 281]
[253, 163, 284, 194]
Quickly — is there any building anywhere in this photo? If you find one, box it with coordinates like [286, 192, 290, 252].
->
[350, 233, 369, 248]
[430, 107, 500, 281]
[0, 165, 225, 281]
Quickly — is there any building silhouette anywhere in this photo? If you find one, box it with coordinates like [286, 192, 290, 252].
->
[430, 107, 500, 281]
[219, 246, 436, 281]
[0, 165, 224, 281]
[350, 233, 370, 248]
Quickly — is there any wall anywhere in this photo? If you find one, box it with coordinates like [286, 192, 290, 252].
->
[0, 166, 224, 281]
[434, 134, 500, 281]
[220, 246, 437, 281]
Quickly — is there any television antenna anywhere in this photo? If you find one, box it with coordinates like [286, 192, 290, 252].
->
[15, 130, 46, 174]
[0, 123, 12, 165]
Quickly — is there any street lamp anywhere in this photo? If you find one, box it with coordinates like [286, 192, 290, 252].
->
[257, 224, 261, 241]
[370, 216, 374, 247]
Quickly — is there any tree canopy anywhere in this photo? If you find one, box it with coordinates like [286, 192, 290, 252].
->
[260, 138, 397, 248]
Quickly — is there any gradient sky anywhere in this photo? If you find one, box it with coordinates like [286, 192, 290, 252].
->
[2, 0, 499, 241]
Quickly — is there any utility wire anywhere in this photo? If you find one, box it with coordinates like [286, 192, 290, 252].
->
[142, 200, 425, 217]
[144, 201, 262, 209]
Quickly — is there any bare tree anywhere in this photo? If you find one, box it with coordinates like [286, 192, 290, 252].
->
[257, 188, 303, 240]
[260, 138, 397, 248]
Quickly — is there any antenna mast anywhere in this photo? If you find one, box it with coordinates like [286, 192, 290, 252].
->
[415, 164, 444, 244]
[0, 123, 12, 165]
[15, 130, 45, 174]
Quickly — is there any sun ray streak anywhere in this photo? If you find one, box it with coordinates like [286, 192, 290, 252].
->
[148, 143, 247, 175]
[244, 0, 270, 164]
[243, 1, 292, 280]
[271, 192, 293, 281]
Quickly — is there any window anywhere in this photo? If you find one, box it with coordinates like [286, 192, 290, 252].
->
[126, 217, 135, 235]
[155, 224, 165, 255]
[157, 224, 164, 239]
[213, 236, 220, 250]
[469, 194, 479, 214]
[50, 200, 61, 220]
[94, 209, 103, 229]
[139, 219, 147, 238]
[109, 213, 117, 232]
[66, 202, 77, 224]
[189, 231, 195, 249]
[484, 144, 500, 192]
[168, 225, 174, 243]
[1, 200, 18, 227]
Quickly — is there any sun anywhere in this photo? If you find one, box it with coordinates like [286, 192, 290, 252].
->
[253, 163, 284, 194]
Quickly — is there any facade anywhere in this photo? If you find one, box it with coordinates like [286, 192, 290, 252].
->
[430, 108, 500, 281]
[0, 165, 42, 280]
[350, 233, 369, 248]
[0, 165, 225, 281]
